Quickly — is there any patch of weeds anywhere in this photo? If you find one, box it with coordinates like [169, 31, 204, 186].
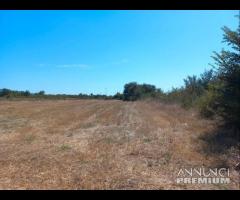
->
[177, 183, 188, 189]
[103, 136, 118, 144]
[146, 160, 154, 167]
[163, 152, 172, 165]
[77, 159, 89, 166]
[198, 126, 239, 155]
[25, 134, 36, 144]
[157, 137, 166, 145]
[81, 122, 94, 129]
[60, 144, 71, 151]
[143, 137, 151, 143]
[213, 183, 229, 190]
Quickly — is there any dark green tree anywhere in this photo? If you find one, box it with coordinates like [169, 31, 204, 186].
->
[24, 90, 31, 97]
[113, 92, 123, 100]
[123, 82, 157, 101]
[0, 88, 11, 97]
[38, 90, 45, 95]
[209, 22, 240, 129]
[123, 82, 141, 101]
[199, 69, 215, 89]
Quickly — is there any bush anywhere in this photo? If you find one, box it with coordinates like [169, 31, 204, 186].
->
[123, 82, 141, 101]
[196, 89, 218, 118]
[38, 90, 45, 95]
[123, 82, 158, 101]
[0, 88, 11, 97]
[113, 92, 123, 100]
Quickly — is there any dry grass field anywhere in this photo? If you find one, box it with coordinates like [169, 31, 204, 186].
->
[0, 99, 239, 189]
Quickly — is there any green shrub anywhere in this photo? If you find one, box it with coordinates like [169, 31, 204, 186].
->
[196, 90, 217, 118]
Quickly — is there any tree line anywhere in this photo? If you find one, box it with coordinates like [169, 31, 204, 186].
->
[0, 89, 113, 100]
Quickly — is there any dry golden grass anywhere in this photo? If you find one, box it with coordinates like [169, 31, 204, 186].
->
[0, 99, 239, 189]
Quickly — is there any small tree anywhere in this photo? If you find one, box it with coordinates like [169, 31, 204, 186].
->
[0, 88, 11, 97]
[24, 90, 31, 97]
[201, 16, 240, 130]
[113, 92, 123, 100]
[212, 25, 240, 129]
[123, 82, 140, 101]
[38, 90, 45, 95]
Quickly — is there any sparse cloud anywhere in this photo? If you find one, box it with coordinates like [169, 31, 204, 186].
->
[56, 64, 89, 69]
[36, 59, 128, 70]
[36, 63, 49, 67]
[36, 63, 90, 69]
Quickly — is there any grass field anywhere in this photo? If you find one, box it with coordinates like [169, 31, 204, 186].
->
[0, 99, 239, 189]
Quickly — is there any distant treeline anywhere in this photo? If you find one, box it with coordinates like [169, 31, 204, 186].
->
[0, 89, 113, 100]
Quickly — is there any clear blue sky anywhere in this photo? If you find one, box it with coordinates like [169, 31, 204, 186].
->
[0, 10, 238, 95]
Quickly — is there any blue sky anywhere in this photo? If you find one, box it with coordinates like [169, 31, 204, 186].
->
[0, 10, 238, 95]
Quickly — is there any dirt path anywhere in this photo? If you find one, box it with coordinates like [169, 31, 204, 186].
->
[0, 100, 238, 189]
